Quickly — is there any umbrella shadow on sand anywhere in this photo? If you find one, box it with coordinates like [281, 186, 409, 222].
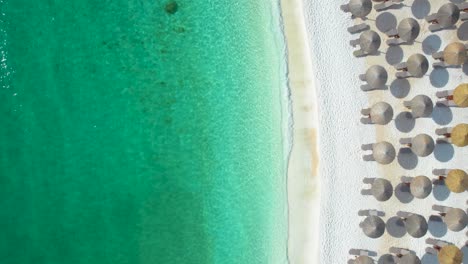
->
[428, 215, 448, 237]
[397, 148, 418, 170]
[385, 45, 404, 65]
[430, 68, 449, 88]
[395, 111, 415, 132]
[422, 34, 442, 55]
[433, 143, 454, 162]
[421, 253, 438, 264]
[463, 63, 468, 75]
[376, 12, 397, 33]
[432, 103, 453, 125]
[462, 246, 468, 263]
[390, 79, 411, 99]
[458, 21, 468, 41]
[412, 0, 431, 19]
[432, 180, 450, 201]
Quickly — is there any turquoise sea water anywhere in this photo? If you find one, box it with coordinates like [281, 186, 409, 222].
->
[0, 1, 288, 263]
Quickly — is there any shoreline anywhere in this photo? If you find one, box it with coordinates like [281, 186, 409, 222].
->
[279, 0, 321, 262]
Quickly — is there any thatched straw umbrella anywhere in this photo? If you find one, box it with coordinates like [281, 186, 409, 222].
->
[373, 142, 395, 164]
[400, 134, 434, 157]
[444, 42, 467, 65]
[395, 54, 428, 78]
[361, 102, 393, 125]
[360, 65, 388, 90]
[403, 95, 433, 118]
[360, 216, 385, 238]
[341, 0, 373, 18]
[435, 83, 468, 108]
[438, 245, 463, 264]
[444, 208, 468, 232]
[445, 169, 468, 193]
[411, 134, 435, 157]
[436, 123, 468, 147]
[351, 30, 381, 57]
[371, 178, 393, 201]
[409, 176, 432, 199]
[453, 84, 468, 107]
[360, 30, 381, 53]
[407, 54, 429, 77]
[397, 18, 420, 42]
[404, 214, 428, 238]
[362, 141, 396, 164]
[387, 18, 420, 45]
[437, 4, 460, 27]
[451, 124, 468, 147]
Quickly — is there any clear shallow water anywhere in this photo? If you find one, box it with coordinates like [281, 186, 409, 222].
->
[0, 1, 288, 263]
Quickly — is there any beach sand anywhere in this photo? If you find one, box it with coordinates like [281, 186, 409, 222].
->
[280, 0, 321, 263]
[300, 0, 468, 263]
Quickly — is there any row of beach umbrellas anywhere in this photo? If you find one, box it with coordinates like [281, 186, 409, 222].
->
[349, 243, 464, 264]
[351, 34, 467, 68]
[360, 95, 433, 125]
[362, 169, 468, 202]
[360, 208, 467, 239]
[360, 213, 427, 238]
[340, 0, 403, 18]
[351, 253, 422, 264]
[361, 84, 468, 125]
[351, 43, 468, 84]
[361, 126, 468, 164]
[342, 1, 468, 30]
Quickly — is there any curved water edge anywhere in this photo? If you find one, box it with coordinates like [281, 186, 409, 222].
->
[279, 0, 322, 262]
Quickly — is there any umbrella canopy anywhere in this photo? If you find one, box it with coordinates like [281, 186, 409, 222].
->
[445, 169, 468, 193]
[398, 18, 420, 42]
[407, 54, 429, 77]
[373, 141, 395, 164]
[360, 30, 381, 54]
[443, 42, 467, 66]
[409, 95, 433, 117]
[355, 255, 374, 264]
[410, 134, 434, 157]
[404, 214, 428, 238]
[365, 65, 388, 88]
[371, 178, 393, 201]
[410, 175, 432, 199]
[399, 254, 421, 264]
[362, 216, 385, 238]
[444, 208, 468, 232]
[437, 3, 460, 28]
[378, 254, 396, 264]
[370, 102, 393, 125]
[451, 123, 468, 147]
[349, 0, 373, 18]
[453, 83, 468, 107]
[438, 245, 463, 264]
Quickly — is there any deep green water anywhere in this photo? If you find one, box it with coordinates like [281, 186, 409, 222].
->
[0, 1, 288, 263]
